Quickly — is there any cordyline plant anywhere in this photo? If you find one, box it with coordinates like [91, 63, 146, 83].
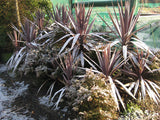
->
[51, 5, 69, 26]
[7, 30, 20, 50]
[34, 9, 45, 31]
[7, 18, 38, 72]
[98, 0, 152, 60]
[54, 4, 107, 66]
[91, 45, 135, 110]
[58, 53, 76, 86]
[122, 50, 160, 103]
[44, 53, 76, 110]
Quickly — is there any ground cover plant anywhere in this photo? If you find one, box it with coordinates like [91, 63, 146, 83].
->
[6, 0, 160, 119]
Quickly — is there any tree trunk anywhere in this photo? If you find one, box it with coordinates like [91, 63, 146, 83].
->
[15, 0, 21, 29]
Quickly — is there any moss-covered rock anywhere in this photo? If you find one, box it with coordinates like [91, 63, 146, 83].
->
[65, 70, 118, 120]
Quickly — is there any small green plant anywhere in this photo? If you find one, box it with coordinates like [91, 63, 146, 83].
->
[121, 101, 144, 120]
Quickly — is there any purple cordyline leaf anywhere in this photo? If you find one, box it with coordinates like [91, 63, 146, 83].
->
[134, 80, 139, 96]
[96, 49, 103, 71]
[13, 52, 26, 72]
[71, 33, 80, 50]
[86, 17, 96, 34]
[144, 63, 152, 72]
[120, 0, 124, 13]
[108, 76, 120, 110]
[144, 80, 159, 103]
[53, 34, 71, 45]
[59, 37, 74, 54]
[129, 53, 140, 68]
[51, 87, 66, 109]
[107, 7, 122, 38]
[47, 82, 56, 98]
[6, 54, 15, 69]
[104, 48, 110, 75]
[128, 8, 141, 34]
[124, 2, 130, 33]
[84, 5, 93, 23]
[12, 24, 25, 41]
[147, 80, 160, 97]
[84, 53, 100, 69]
[141, 77, 146, 100]
[63, 74, 69, 84]
[80, 51, 84, 67]
[113, 5, 120, 32]
[128, 27, 145, 39]
[123, 45, 127, 60]
[110, 40, 119, 47]
[113, 57, 121, 69]
[131, 38, 154, 56]
[14, 47, 26, 62]
[108, 50, 117, 71]
[37, 81, 47, 95]
[121, 69, 138, 78]
[128, 82, 136, 91]
[86, 42, 94, 48]
[115, 85, 126, 110]
[83, 44, 90, 51]
[117, 4, 124, 38]
[149, 81, 160, 91]
[55, 21, 74, 35]
[89, 33, 108, 41]
[72, 45, 79, 59]
[115, 79, 136, 99]
[68, 15, 77, 32]
[111, 60, 124, 75]
[128, 4, 135, 28]
[58, 54, 73, 85]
